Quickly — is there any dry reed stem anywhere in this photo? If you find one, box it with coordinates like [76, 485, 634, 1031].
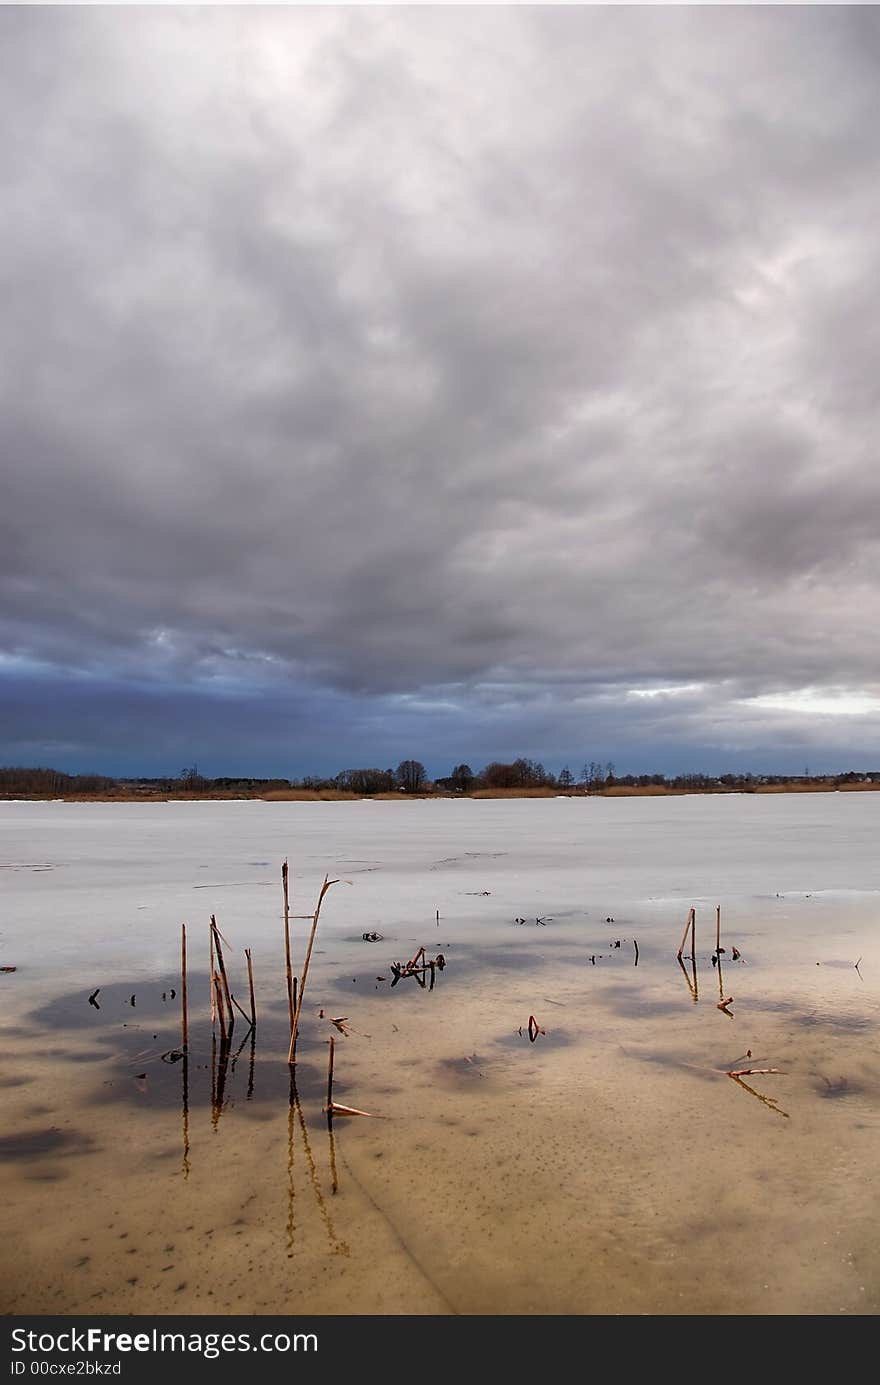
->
[231, 993, 252, 1026]
[716, 904, 721, 956]
[212, 919, 233, 948]
[245, 946, 256, 1027]
[726, 1068, 783, 1076]
[717, 996, 734, 1014]
[210, 924, 216, 1024]
[726, 1072, 790, 1118]
[677, 907, 695, 960]
[211, 917, 234, 1032]
[181, 923, 188, 1053]
[390, 954, 445, 985]
[214, 974, 228, 1043]
[288, 876, 339, 1065]
[282, 860, 294, 1035]
[326, 1102, 378, 1118]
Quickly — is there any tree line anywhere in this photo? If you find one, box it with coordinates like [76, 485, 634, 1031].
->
[2, 761, 879, 798]
[0, 766, 117, 795]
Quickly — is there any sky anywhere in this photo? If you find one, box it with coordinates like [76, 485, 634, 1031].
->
[2, 4, 880, 781]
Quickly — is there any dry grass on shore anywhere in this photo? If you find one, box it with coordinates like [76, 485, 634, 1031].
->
[754, 779, 879, 793]
[469, 786, 562, 799]
[3, 781, 879, 804]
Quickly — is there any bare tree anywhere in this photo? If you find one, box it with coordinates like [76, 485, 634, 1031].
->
[335, 767, 396, 794]
[179, 764, 206, 792]
[481, 758, 555, 789]
[396, 759, 428, 793]
[450, 763, 475, 792]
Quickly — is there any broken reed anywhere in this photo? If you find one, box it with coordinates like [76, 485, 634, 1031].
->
[245, 946, 256, 1028]
[230, 992, 252, 1026]
[288, 876, 339, 1065]
[209, 923, 216, 1024]
[211, 916, 234, 1036]
[677, 906, 696, 960]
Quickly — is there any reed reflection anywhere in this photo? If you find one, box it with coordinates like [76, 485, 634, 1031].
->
[287, 1077, 349, 1259]
[677, 951, 699, 1002]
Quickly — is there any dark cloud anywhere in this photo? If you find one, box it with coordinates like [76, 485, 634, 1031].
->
[2, 7, 880, 775]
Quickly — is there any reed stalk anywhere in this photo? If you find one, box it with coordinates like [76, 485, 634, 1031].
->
[245, 946, 256, 1027]
[210, 923, 216, 1024]
[677, 907, 695, 960]
[282, 860, 294, 1035]
[181, 922, 189, 1052]
[231, 993, 252, 1025]
[211, 916, 234, 1033]
[287, 876, 339, 1065]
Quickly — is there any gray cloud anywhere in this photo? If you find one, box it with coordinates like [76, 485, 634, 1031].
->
[2, 6, 880, 774]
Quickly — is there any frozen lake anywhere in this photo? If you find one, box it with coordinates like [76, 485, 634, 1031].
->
[2, 794, 879, 1315]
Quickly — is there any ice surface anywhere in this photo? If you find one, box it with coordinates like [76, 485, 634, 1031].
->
[3, 792, 879, 996]
[1, 795, 878, 1315]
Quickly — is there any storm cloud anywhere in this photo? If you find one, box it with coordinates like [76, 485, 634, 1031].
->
[2, 6, 880, 776]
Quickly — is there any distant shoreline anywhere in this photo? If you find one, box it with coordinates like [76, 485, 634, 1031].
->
[4, 781, 880, 804]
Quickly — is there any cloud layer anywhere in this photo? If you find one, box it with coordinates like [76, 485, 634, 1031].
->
[2, 7, 880, 775]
